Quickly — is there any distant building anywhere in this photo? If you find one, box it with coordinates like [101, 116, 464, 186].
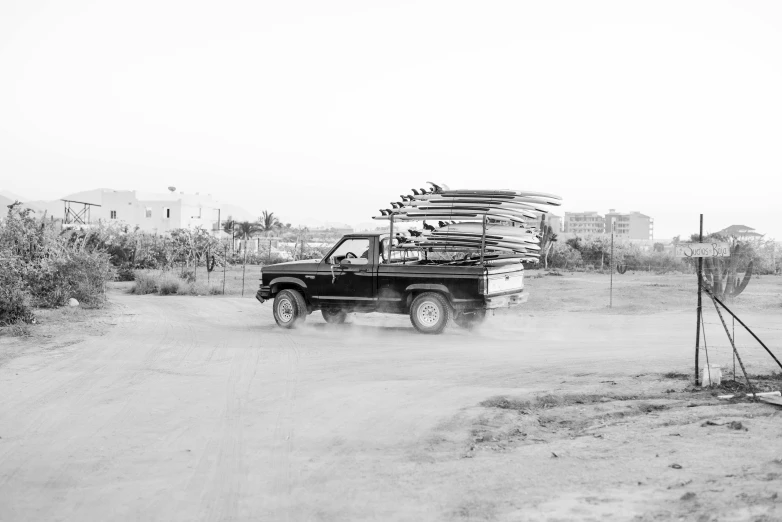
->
[604, 209, 654, 240]
[309, 226, 354, 238]
[546, 213, 562, 233]
[63, 189, 223, 234]
[716, 225, 764, 240]
[564, 211, 605, 235]
[518, 213, 562, 233]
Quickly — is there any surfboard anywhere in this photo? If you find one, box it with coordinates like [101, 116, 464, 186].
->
[416, 242, 520, 253]
[394, 207, 535, 222]
[417, 238, 540, 252]
[424, 231, 539, 245]
[409, 194, 550, 207]
[406, 198, 551, 213]
[409, 193, 562, 206]
[435, 223, 541, 238]
[431, 189, 562, 200]
[375, 212, 528, 225]
[402, 204, 538, 219]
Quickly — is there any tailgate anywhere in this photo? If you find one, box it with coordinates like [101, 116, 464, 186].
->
[485, 265, 524, 295]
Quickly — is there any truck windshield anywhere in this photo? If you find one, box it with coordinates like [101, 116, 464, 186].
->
[328, 238, 371, 264]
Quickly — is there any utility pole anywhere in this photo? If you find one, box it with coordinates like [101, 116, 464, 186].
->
[695, 214, 704, 385]
[610, 219, 615, 308]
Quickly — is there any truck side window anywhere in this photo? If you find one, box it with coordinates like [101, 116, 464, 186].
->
[329, 238, 370, 265]
[380, 238, 403, 263]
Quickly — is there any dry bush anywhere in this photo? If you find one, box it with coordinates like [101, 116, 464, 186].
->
[131, 272, 159, 294]
[132, 270, 224, 296]
[1, 320, 33, 337]
[158, 273, 184, 295]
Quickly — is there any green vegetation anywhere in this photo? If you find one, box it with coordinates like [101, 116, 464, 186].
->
[683, 232, 779, 299]
[131, 271, 223, 296]
[0, 203, 114, 325]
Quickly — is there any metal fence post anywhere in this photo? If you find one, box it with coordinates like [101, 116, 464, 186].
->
[695, 214, 703, 385]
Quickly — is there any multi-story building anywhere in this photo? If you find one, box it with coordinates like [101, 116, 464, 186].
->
[564, 211, 605, 234]
[62, 188, 223, 234]
[518, 213, 562, 233]
[604, 209, 654, 240]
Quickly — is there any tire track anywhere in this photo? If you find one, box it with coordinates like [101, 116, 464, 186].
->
[268, 331, 301, 520]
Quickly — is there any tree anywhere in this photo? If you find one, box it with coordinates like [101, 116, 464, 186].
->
[259, 210, 282, 235]
[234, 221, 260, 253]
[222, 216, 237, 236]
[549, 242, 583, 270]
[691, 232, 754, 299]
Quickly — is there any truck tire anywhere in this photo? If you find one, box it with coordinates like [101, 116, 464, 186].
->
[410, 292, 451, 334]
[321, 308, 347, 324]
[273, 289, 307, 329]
[453, 309, 487, 330]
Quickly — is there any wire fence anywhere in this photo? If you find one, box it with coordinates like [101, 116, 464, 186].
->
[695, 291, 782, 380]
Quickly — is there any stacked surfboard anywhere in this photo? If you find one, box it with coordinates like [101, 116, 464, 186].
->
[373, 182, 562, 265]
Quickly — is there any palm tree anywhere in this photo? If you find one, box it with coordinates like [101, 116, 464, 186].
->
[259, 210, 282, 235]
[235, 221, 260, 253]
[222, 216, 236, 236]
[222, 216, 237, 254]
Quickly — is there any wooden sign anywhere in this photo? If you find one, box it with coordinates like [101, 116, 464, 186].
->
[675, 242, 730, 258]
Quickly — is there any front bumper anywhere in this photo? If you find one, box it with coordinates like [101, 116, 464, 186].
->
[485, 291, 527, 309]
[256, 286, 272, 303]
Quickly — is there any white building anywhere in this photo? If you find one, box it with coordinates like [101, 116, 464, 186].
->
[63, 189, 223, 234]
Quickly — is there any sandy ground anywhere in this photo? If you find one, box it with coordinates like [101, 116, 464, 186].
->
[1, 279, 782, 521]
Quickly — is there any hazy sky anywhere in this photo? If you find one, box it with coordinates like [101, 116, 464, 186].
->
[1, 0, 781, 238]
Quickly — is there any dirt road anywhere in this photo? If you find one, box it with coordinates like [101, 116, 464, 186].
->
[1, 290, 781, 521]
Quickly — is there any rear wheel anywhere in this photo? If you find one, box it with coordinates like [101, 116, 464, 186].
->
[273, 289, 307, 329]
[453, 309, 487, 330]
[321, 308, 347, 324]
[409, 292, 451, 334]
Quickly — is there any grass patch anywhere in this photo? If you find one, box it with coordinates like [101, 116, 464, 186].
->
[480, 393, 640, 412]
[131, 270, 225, 296]
[662, 371, 691, 380]
[133, 266, 260, 297]
[0, 321, 33, 337]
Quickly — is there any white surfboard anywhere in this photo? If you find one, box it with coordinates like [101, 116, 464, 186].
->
[403, 204, 538, 219]
[436, 223, 541, 238]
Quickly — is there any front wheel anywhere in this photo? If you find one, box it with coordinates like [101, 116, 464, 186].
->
[453, 309, 487, 330]
[321, 308, 347, 324]
[273, 289, 307, 329]
[409, 292, 451, 334]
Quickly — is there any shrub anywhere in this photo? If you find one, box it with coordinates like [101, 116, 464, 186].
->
[132, 272, 159, 294]
[25, 250, 113, 308]
[56, 250, 113, 308]
[158, 273, 183, 295]
[180, 269, 196, 283]
[0, 281, 35, 325]
[115, 264, 135, 281]
[1, 203, 114, 316]
[0, 258, 35, 324]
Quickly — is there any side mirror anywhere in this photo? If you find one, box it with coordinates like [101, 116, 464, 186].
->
[339, 259, 352, 267]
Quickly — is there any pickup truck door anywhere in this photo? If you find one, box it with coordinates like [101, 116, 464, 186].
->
[315, 237, 376, 306]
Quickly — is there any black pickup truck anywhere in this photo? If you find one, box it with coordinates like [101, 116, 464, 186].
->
[256, 233, 528, 334]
